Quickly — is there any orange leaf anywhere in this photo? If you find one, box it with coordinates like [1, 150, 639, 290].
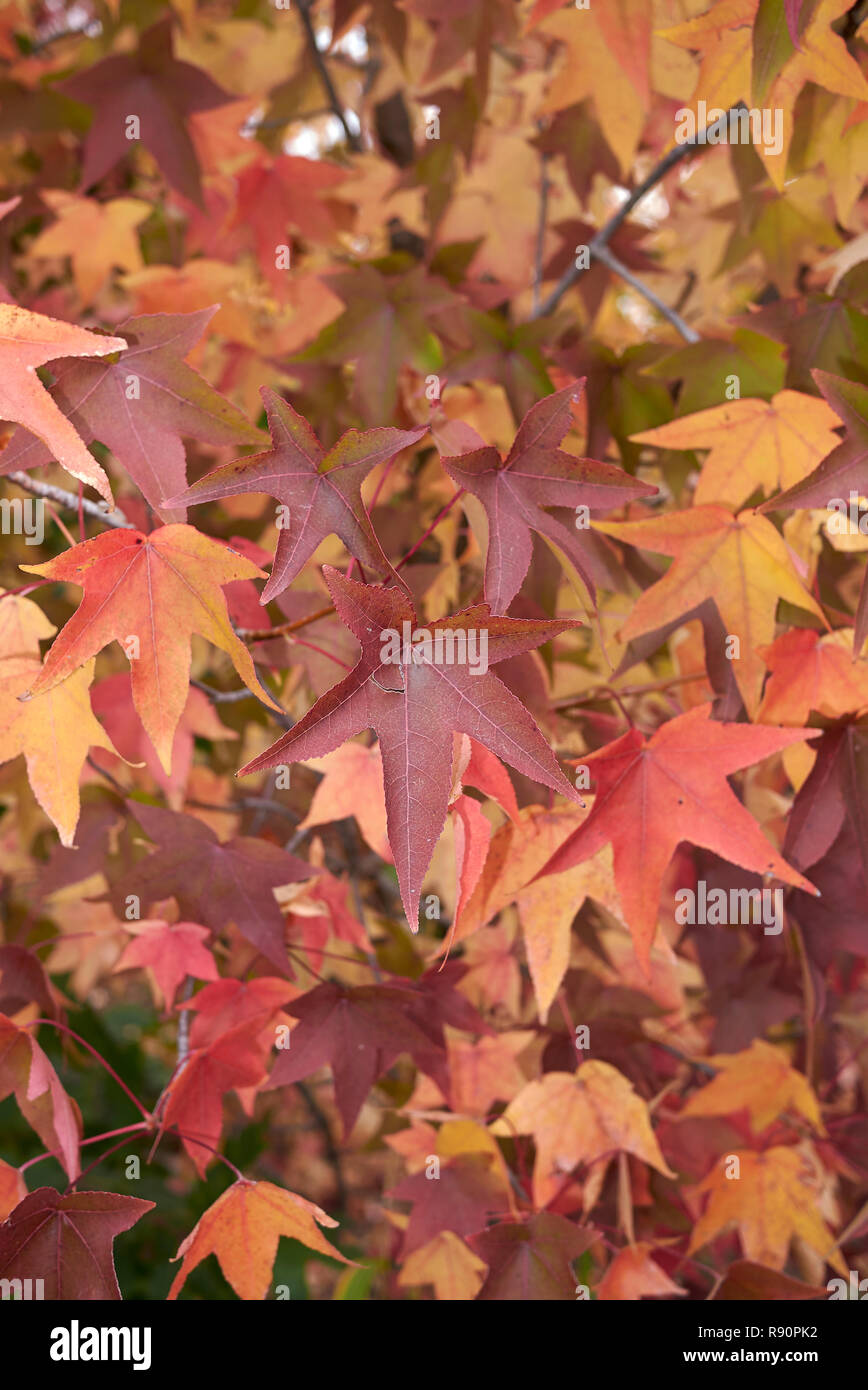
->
[0, 303, 126, 505]
[168, 1179, 352, 1300]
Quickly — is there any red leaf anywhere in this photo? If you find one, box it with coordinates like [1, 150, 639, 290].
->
[240, 566, 582, 927]
[0, 1188, 153, 1298]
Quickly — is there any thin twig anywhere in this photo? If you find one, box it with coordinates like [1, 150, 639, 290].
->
[296, 0, 361, 152]
[592, 242, 700, 343]
[532, 151, 551, 314]
[6, 471, 133, 529]
[531, 106, 746, 327]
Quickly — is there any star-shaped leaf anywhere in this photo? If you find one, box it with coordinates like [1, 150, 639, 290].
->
[535, 704, 820, 972]
[239, 566, 582, 926]
[59, 17, 231, 205]
[596, 506, 826, 714]
[0, 308, 263, 520]
[168, 1180, 351, 1300]
[442, 381, 657, 613]
[0, 303, 126, 506]
[108, 802, 314, 975]
[491, 1062, 675, 1207]
[20, 525, 280, 773]
[631, 390, 841, 508]
[167, 387, 425, 600]
[0, 1188, 154, 1299]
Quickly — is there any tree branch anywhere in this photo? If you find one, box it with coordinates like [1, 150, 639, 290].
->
[530, 105, 746, 329]
[296, 0, 362, 153]
[6, 472, 133, 529]
[592, 242, 700, 343]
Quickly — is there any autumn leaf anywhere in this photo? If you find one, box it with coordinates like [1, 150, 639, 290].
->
[680, 1039, 825, 1134]
[595, 508, 826, 715]
[630, 391, 841, 508]
[20, 525, 281, 773]
[113, 920, 218, 1011]
[396, 1231, 488, 1300]
[491, 1062, 675, 1208]
[468, 1213, 596, 1300]
[688, 1146, 847, 1273]
[298, 743, 392, 862]
[0, 1014, 80, 1180]
[107, 802, 314, 974]
[29, 191, 151, 305]
[160, 1022, 271, 1177]
[451, 803, 623, 1017]
[168, 387, 426, 600]
[59, 16, 231, 206]
[0, 303, 126, 506]
[264, 971, 489, 1136]
[441, 381, 657, 613]
[388, 1154, 509, 1255]
[0, 308, 264, 520]
[757, 627, 868, 723]
[535, 705, 818, 973]
[168, 1179, 351, 1299]
[0, 644, 121, 848]
[597, 1243, 685, 1300]
[298, 263, 459, 423]
[0, 1188, 154, 1299]
[239, 566, 582, 928]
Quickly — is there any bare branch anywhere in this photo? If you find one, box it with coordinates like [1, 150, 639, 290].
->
[592, 242, 700, 344]
[296, 0, 362, 153]
[530, 105, 746, 329]
[6, 472, 133, 529]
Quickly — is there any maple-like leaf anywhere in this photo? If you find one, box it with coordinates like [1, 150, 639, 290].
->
[0, 1188, 154, 1299]
[299, 263, 459, 422]
[535, 6, 647, 173]
[595, 507, 826, 714]
[108, 802, 314, 974]
[761, 371, 868, 649]
[113, 920, 218, 1011]
[680, 1039, 824, 1134]
[29, 191, 151, 305]
[20, 525, 281, 773]
[491, 1062, 675, 1208]
[762, 370, 868, 515]
[534, 704, 819, 972]
[453, 803, 622, 1016]
[630, 391, 841, 508]
[233, 155, 349, 290]
[167, 387, 425, 601]
[468, 1213, 596, 1300]
[446, 1031, 534, 1116]
[597, 1243, 685, 1300]
[0, 303, 126, 505]
[757, 628, 868, 723]
[264, 971, 489, 1135]
[0, 1014, 80, 1180]
[0, 308, 264, 520]
[397, 1231, 488, 1300]
[160, 1022, 271, 1177]
[441, 382, 657, 613]
[389, 1155, 509, 1256]
[688, 1146, 846, 1273]
[59, 17, 231, 205]
[0, 647, 121, 848]
[168, 1179, 351, 1300]
[239, 566, 582, 927]
[298, 743, 393, 862]
[181, 978, 296, 1050]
